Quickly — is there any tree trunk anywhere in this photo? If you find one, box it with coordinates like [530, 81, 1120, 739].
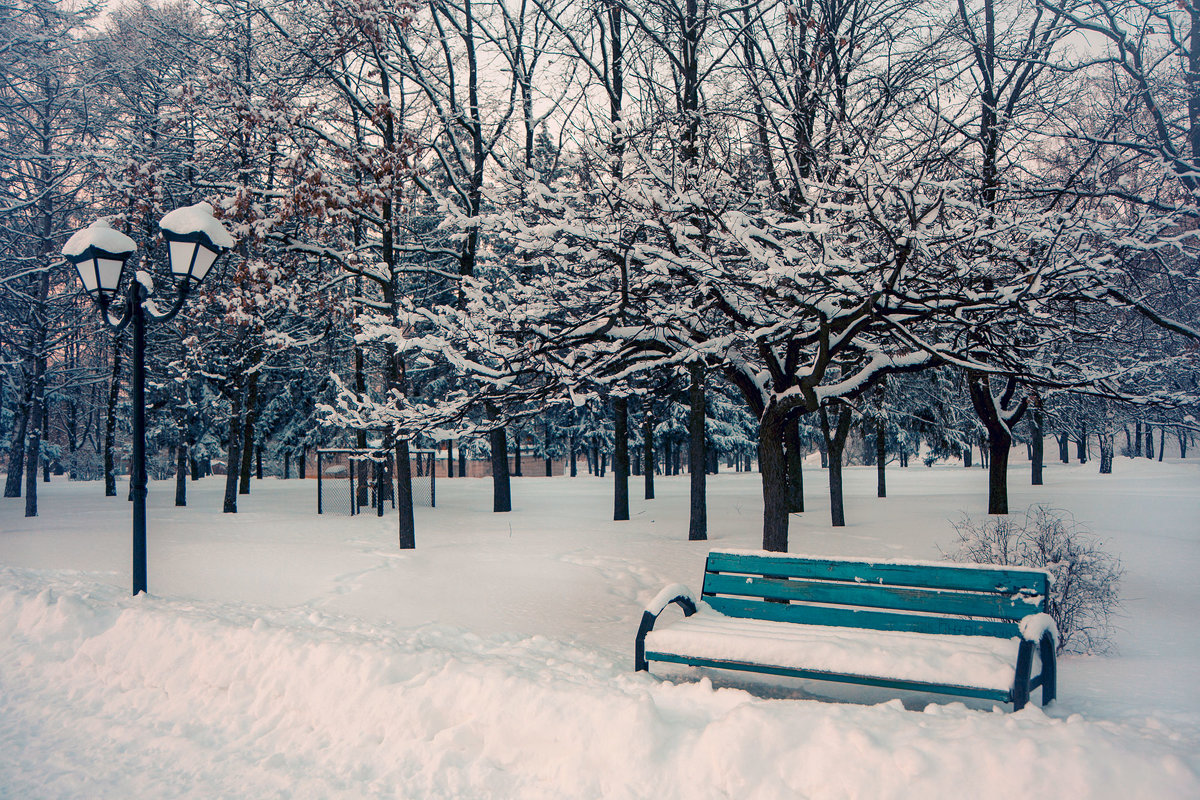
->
[876, 418, 887, 498]
[1099, 433, 1114, 474]
[821, 404, 853, 527]
[238, 369, 258, 496]
[299, 447, 307, 480]
[223, 384, 242, 514]
[968, 375, 1028, 515]
[283, 450, 291, 480]
[613, 396, 630, 521]
[175, 419, 187, 507]
[256, 445, 263, 480]
[784, 418, 804, 512]
[41, 411, 49, 483]
[513, 431, 523, 476]
[1145, 425, 1154, 459]
[987, 435, 1010, 513]
[5, 403, 28, 498]
[570, 433, 578, 477]
[963, 443, 972, 468]
[643, 409, 654, 499]
[687, 363, 707, 541]
[24, 394, 44, 518]
[1058, 433, 1069, 463]
[447, 440, 454, 478]
[1179, 429, 1189, 459]
[1133, 421, 1143, 457]
[1077, 432, 1088, 464]
[1031, 409, 1044, 485]
[759, 413, 789, 552]
[396, 441, 415, 549]
[490, 425, 511, 512]
[1158, 425, 1165, 461]
[459, 445, 466, 477]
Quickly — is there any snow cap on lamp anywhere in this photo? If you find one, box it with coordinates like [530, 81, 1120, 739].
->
[62, 218, 137, 301]
[159, 202, 235, 285]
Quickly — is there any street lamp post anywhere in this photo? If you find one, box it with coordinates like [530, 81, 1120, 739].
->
[63, 204, 233, 596]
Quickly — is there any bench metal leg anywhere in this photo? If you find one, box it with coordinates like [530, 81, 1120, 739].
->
[1039, 632, 1057, 706]
[1012, 639, 1034, 711]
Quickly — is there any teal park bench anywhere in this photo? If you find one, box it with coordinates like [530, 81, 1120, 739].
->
[635, 549, 1057, 710]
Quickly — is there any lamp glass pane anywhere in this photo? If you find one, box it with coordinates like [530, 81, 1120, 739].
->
[190, 246, 219, 282]
[76, 259, 99, 293]
[96, 258, 126, 292]
[169, 240, 196, 277]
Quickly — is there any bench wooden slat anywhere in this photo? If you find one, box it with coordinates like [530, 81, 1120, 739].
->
[643, 651, 1014, 703]
[705, 595, 1021, 639]
[702, 573, 1040, 622]
[706, 551, 1049, 598]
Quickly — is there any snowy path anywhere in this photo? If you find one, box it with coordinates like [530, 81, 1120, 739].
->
[1, 459, 1198, 798]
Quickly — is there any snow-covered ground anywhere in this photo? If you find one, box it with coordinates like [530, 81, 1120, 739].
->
[1, 456, 1197, 799]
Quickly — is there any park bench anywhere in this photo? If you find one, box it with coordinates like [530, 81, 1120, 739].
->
[635, 549, 1057, 710]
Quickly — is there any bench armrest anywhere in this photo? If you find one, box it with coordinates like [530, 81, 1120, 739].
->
[635, 584, 699, 671]
[1019, 613, 1057, 645]
[1015, 613, 1058, 708]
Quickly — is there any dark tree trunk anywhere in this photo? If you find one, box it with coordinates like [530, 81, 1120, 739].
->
[876, 418, 887, 498]
[1031, 409, 1044, 485]
[821, 404, 853, 527]
[968, 375, 1028, 515]
[396, 441, 415, 549]
[41, 411, 49, 483]
[987, 435, 1011, 512]
[1158, 425, 1165, 461]
[175, 420, 187, 507]
[1134, 422, 1143, 457]
[513, 432, 523, 476]
[24, 394, 44, 518]
[447, 440, 454, 478]
[783, 418, 804, 512]
[238, 370, 258, 496]
[687, 363, 706, 541]
[256, 445, 263, 480]
[613, 396, 630, 521]
[459, 445, 466, 477]
[1179, 429, 1189, 459]
[1099, 432, 1114, 474]
[816, 434, 828, 468]
[1058, 433, 1070, 463]
[282, 450, 291, 480]
[190, 455, 200, 482]
[1145, 425, 1154, 459]
[570, 433, 578, 477]
[490, 425, 511, 512]
[1077, 432, 1088, 464]
[299, 447, 307, 480]
[759, 412, 789, 552]
[963, 443, 972, 468]
[5, 403, 28, 498]
[223, 384, 242, 514]
[643, 409, 654, 499]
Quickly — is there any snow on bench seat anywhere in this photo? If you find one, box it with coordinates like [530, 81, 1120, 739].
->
[644, 608, 1022, 693]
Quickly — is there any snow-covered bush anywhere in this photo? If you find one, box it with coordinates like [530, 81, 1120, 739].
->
[945, 507, 1123, 655]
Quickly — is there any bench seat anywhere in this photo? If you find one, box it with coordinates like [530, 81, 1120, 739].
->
[645, 608, 1022, 697]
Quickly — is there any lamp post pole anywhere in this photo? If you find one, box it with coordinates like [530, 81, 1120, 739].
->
[130, 283, 148, 595]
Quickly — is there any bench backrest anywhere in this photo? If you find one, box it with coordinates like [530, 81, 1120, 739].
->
[701, 550, 1049, 639]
